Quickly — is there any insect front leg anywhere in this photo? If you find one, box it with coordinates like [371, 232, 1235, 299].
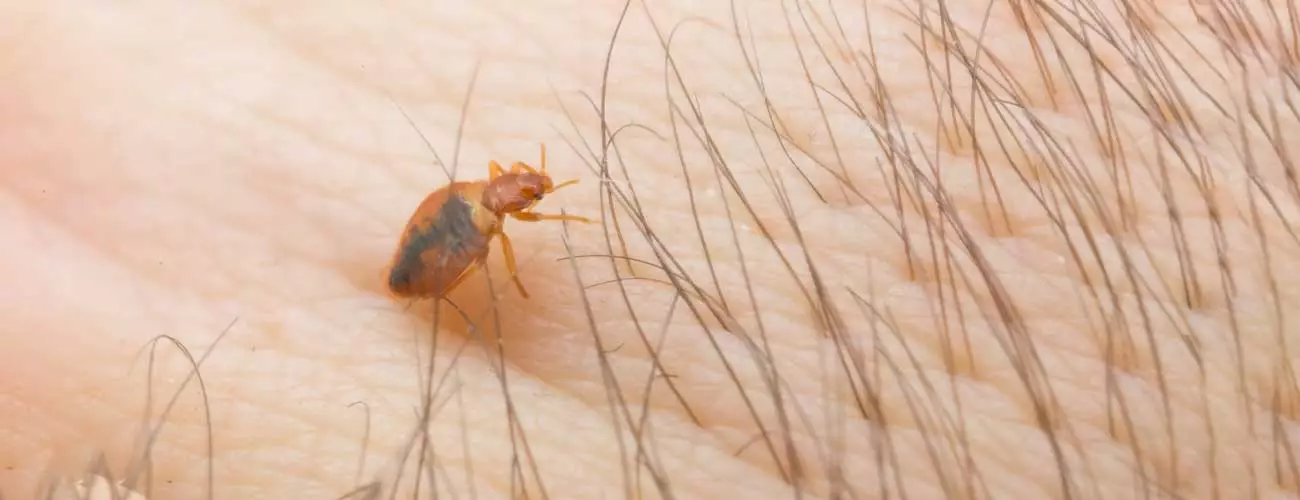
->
[495, 229, 531, 298]
[508, 162, 539, 175]
[510, 211, 594, 224]
[488, 160, 508, 180]
[508, 142, 546, 175]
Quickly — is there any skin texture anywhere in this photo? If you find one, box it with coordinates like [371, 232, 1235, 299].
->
[2, 0, 1299, 499]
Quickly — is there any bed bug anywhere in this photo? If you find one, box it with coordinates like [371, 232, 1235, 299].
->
[386, 143, 592, 300]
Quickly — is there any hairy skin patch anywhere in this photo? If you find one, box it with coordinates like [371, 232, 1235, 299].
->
[1, 0, 1298, 499]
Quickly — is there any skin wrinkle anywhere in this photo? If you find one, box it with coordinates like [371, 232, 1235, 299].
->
[0, 0, 1298, 500]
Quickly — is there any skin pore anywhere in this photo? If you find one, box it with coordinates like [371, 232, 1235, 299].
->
[2, 0, 1298, 498]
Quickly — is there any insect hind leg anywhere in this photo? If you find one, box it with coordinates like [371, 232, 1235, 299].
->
[440, 259, 481, 296]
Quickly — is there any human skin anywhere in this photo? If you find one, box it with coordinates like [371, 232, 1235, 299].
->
[2, 0, 1299, 498]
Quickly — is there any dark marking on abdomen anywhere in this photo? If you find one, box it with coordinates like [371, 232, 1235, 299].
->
[388, 192, 491, 296]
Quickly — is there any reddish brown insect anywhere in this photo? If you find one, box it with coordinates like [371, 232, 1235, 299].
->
[386, 143, 591, 300]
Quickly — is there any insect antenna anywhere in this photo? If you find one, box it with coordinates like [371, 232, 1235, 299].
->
[540, 142, 548, 175]
[552, 178, 581, 191]
[536, 142, 581, 192]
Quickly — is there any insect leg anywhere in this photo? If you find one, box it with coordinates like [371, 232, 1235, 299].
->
[489, 160, 507, 180]
[441, 260, 482, 296]
[510, 211, 594, 224]
[509, 161, 539, 175]
[511, 143, 544, 175]
[495, 229, 531, 298]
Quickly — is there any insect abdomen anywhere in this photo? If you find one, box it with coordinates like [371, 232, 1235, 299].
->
[388, 191, 493, 297]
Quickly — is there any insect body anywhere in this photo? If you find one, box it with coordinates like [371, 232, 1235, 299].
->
[387, 143, 591, 300]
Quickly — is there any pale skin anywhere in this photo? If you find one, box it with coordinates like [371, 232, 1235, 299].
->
[2, 1, 1299, 500]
